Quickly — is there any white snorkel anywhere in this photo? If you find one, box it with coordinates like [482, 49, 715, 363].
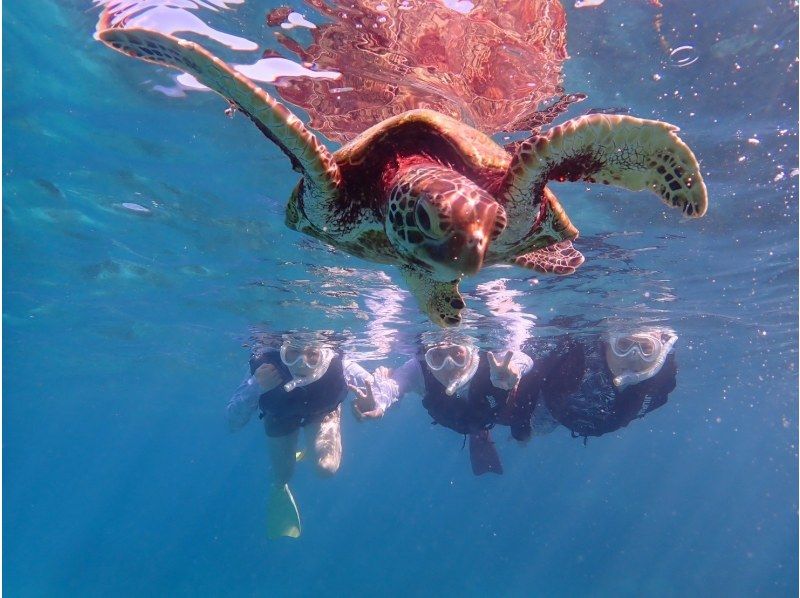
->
[604, 328, 678, 391]
[280, 341, 335, 392]
[444, 349, 479, 396]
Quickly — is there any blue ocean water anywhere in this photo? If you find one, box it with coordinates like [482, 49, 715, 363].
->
[4, 0, 798, 596]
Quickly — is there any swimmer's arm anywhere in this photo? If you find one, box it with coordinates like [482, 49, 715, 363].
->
[342, 356, 423, 408]
[511, 351, 534, 376]
[341, 358, 373, 389]
[379, 359, 424, 410]
[343, 357, 393, 416]
[226, 372, 261, 432]
[489, 350, 533, 389]
[349, 359, 423, 420]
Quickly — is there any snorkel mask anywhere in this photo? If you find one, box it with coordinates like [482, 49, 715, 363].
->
[424, 343, 479, 396]
[604, 328, 678, 390]
[279, 341, 335, 392]
[425, 345, 472, 370]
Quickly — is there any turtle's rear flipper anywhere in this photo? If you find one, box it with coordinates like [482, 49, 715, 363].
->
[96, 28, 340, 209]
[514, 240, 584, 275]
[500, 114, 708, 229]
[399, 266, 464, 328]
[267, 484, 301, 539]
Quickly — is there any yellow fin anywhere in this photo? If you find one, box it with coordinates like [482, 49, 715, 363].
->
[266, 484, 301, 539]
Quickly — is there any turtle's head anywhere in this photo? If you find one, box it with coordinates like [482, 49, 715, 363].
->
[386, 165, 506, 281]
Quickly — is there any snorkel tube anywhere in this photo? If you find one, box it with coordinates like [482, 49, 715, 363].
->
[443, 347, 480, 396]
[613, 365, 663, 390]
[283, 378, 303, 393]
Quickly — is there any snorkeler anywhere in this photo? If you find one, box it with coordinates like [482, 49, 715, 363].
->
[528, 326, 679, 441]
[352, 333, 534, 475]
[227, 333, 390, 539]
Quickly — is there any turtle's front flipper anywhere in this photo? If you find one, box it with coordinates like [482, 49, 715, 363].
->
[399, 266, 465, 327]
[497, 114, 707, 244]
[97, 28, 340, 222]
[515, 240, 585, 275]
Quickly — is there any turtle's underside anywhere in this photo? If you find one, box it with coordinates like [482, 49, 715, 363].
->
[98, 27, 708, 327]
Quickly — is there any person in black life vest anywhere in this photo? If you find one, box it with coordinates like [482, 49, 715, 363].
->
[350, 333, 534, 475]
[227, 334, 388, 539]
[529, 326, 679, 441]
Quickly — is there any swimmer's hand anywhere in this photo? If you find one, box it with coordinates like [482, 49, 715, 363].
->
[254, 364, 282, 392]
[349, 380, 385, 421]
[488, 351, 521, 391]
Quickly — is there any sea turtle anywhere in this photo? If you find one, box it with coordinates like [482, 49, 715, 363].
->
[98, 28, 708, 327]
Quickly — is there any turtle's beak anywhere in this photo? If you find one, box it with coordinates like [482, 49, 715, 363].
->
[446, 203, 505, 276]
[450, 231, 486, 276]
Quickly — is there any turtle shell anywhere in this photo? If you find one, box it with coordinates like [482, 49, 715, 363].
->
[334, 109, 511, 195]
[290, 109, 578, 269]
[333, 109, 511, 243]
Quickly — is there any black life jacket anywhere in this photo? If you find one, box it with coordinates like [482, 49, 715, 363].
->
[539, 338, 677, 438]
[249, 350, 347, 423]
[502, 353, 544, 441]
[419, 353, 509, 435]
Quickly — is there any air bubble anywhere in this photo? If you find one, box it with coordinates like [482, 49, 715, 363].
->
[669, 45, 699, 68]
[119, 202, 152, 215]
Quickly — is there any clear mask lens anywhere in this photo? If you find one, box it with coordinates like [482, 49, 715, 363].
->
[611, 335, 660, 362]
[425, 345, 470, 371]
[280, 344, 322, 368]
[637, 337, 657, 357]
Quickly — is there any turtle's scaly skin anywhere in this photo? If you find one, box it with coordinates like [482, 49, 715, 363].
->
[492, 113, 707, 254]
[97, 26, 708, 328]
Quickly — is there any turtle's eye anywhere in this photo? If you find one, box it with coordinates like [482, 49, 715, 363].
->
[415, 202, 438, 238]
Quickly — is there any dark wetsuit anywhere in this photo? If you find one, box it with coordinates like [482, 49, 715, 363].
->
[419, 353, 509, 435]
[530, 336, 677, 439]
[250, 350, 348, 437]
[417, 352, 535, 474]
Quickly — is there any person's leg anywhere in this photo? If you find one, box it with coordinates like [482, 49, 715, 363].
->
[305, 405, 342, 476]
[265, 423, 300, 486]
[264, 417, 302, 539]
